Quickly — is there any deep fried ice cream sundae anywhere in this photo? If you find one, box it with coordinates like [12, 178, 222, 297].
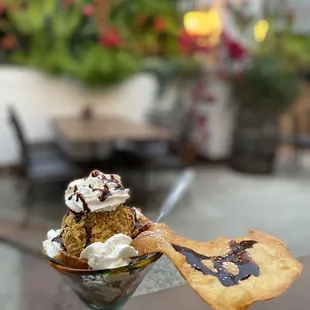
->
[43, 170, 302, 310]
[43, 170, 149, 269]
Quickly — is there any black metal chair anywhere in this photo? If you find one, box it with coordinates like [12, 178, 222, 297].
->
[139, 108, 196, 169]
[280, 110, 310, 171]
[118, 108, 196, 203]
[8, 106, 81, 220]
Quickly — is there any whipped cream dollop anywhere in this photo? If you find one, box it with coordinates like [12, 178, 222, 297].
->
[133, 207, 143, 221]
[65, 170, 129, 214]
[43, 229, 62, 258]
[80, 233, 138, 270]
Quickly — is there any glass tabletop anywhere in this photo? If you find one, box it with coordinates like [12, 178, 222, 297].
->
[3, 238, 309, 310]
[1, 241, 85, 310]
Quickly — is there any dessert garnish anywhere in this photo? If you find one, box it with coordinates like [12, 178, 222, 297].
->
[131, 223, 302, 310]
[172, 240, 259, 287]
[43, 170, 150, 270]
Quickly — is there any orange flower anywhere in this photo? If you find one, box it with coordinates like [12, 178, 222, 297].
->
[0, 3, 5, 15]
[0, 34, 19, 50]
[153, 17, 165, 32]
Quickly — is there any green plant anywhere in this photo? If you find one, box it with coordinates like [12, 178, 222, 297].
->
[0, 0, 198, 86]
[228, 2, 310, 71]
[232, 56, 299, 114]
[225, 3, 305, 114]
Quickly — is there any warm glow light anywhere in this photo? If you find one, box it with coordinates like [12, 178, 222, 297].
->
[254, 19, 269, 43]
[184, 9, 222, 37]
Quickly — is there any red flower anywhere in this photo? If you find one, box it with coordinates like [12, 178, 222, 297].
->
[0, 3, 5, 15]
[221, 32, 247, 61]
[0, 34, 19, 50]
[153, 17, 165, 32]
[179, 30, 197, 55]
[229, 41, 247, 60]
[179, 30, 212, 55]
[82, 4, 95, 17]
[62, 0, 76, 9]
[99, 28, 123, 48]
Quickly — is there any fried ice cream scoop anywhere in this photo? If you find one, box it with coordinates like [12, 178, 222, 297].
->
[61, 205, 135, 257]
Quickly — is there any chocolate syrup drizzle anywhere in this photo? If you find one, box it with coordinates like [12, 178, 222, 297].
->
[74, 214, 82, 223]
[52, 233, 66, 251]
[59, 171, 127, 251]
[173, 240, 259, 287]
[89, 183, 112, 202]
[67, 171, 124, 215]
[85, 225, 92, 248]
[133, 221, 152, 238]
[76, 192, 91, 214]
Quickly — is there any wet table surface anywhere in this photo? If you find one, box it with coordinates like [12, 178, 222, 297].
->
[126, 255, 310, 310]
[1, 229, 309, 310]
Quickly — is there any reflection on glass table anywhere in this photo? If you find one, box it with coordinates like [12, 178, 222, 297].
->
[1, 239, 84, 310]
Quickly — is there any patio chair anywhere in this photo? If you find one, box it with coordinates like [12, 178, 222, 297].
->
[8, 106, 81, 222]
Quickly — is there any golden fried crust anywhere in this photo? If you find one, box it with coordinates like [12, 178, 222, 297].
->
[131, 223, 302, 310]
[55, 251, 89, 269]
[61, 205, 135, 257]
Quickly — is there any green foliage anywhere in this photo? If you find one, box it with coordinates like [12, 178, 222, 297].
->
[232, 56, 299, 114]
[142, 57, 202, 97]
[227, 3, 305, 113]
[1, 0, 195, 86]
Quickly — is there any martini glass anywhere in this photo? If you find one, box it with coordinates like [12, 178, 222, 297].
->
[49, 253, 162, 310]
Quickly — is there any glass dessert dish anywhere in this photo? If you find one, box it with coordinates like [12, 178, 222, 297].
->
[49, 253, 162, 310]
[43, 170, 161, 310]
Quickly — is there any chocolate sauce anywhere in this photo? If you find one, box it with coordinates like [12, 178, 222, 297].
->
[68, 171, 124, 216]
[173, 240, 259, 287]
[89, 183, 112, 202]
[68, 209, 84, 223]
[132, 222, 152, 238]
[84, 225, 92, 248]
[137, 222, 152, 234]
[75, 192, 91, 214]
[74, 214, 82, 223]
[111, 174, 124, 190]
[67, 185, 78, 201]
[91, 170, 100, 177]
[52, 233, 66, 251]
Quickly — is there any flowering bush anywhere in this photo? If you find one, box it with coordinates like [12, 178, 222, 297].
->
[0, 0, 199, 86]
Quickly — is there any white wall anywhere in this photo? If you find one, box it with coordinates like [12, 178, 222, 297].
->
[0, 67, 157, 165]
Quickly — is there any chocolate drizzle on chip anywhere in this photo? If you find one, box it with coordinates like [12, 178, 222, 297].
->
[132, 222, 152, 238]
[173, 240, 259, 287]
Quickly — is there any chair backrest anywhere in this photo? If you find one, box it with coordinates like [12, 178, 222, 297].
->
[147, 107, 194, 144]
[8, 106, 29, 168]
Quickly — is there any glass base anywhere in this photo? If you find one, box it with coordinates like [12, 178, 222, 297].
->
[78, 292, 134, 310]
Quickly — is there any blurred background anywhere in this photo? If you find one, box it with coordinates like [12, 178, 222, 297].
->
[1, 0, 310, 308]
